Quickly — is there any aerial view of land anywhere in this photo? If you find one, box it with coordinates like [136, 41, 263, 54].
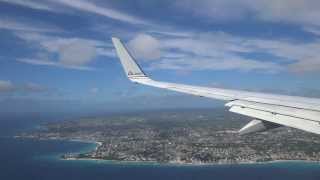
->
[20, 108, 320, 164]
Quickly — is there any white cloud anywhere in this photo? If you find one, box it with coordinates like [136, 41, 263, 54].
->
[128, 34, 161, 61]
[90, 88, 99, 94]
[15, 32, 114, 70]
[0, 80, 15, 92]
[53, 39, 96, 66]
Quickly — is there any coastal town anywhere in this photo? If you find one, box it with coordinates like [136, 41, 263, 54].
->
[21, 109, 320, 164]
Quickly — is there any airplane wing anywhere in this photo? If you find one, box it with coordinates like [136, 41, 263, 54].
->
[111, 37, 320, 135]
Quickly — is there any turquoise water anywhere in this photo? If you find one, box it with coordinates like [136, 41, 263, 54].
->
[1, 116, 320, 180]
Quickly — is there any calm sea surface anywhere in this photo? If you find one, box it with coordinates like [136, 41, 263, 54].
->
[1, 115, 320, 180]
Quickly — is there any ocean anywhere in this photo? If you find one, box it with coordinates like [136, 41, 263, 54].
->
[1, 115, 320, 180]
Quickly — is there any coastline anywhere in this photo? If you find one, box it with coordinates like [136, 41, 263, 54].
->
[63, 155, 320, 166]
[66, 139, 102, 151]
[61, 140, 320, 166]
[15, 136, 320, 166]
[3, 133, 320, 180]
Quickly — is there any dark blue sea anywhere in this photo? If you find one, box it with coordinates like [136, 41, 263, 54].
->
[1, 114, 320, 180]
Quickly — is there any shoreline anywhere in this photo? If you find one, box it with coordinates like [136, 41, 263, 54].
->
[66, 139, 102, 150]
[62, 155, 320, 166]
[62, 139, 320, 166]
[61, 140, 320, 166]
[15, 136, 320, 166]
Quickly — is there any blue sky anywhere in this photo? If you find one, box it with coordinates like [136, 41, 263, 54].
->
[0, 0, 320, 114]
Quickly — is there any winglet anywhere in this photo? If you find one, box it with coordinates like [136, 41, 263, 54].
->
[111, 37, 148, 80]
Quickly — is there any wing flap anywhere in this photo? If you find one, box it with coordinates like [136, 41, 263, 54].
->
[226, 100, 320, 122]
[238, 119, 281, 135]
[229, 106, 320, 134]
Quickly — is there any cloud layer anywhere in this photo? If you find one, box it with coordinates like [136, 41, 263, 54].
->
[128, 32, 320, 73]
[3, 0, 320, 73]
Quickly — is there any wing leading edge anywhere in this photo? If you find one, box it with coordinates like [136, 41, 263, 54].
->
[111, 37, 320, 135]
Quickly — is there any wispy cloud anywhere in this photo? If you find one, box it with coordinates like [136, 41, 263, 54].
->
[0, 0, 56, 12]
[23, 82, 49, 92]
[0, 80, 15, 92]
[128, 31, 320, 73]
[175, 0, 320, 35]
[245, 38, 320, 73]
[1, 0, 148, 25]
[0, 17, 61, 32]
[175, 0, 320, 25]
[0, 80, 49, 93]
[54, 0, 147, 24]
[128, 32, 281, 72]
[90, 87, 99, 94]
[304, 26, 320, 36]
[3, 0, 320, 74]
[17, 58, 95, 71]
[252, 0, 320, 27]
[150, 56, 283, 73]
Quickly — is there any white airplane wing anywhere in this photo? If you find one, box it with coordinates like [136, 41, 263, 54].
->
[111, 37, 320, 135]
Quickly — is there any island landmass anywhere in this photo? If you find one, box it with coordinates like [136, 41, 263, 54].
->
[19, 108, 320, 164]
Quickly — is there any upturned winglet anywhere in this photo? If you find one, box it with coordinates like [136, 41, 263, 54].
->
[111, 37, 148, 81]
